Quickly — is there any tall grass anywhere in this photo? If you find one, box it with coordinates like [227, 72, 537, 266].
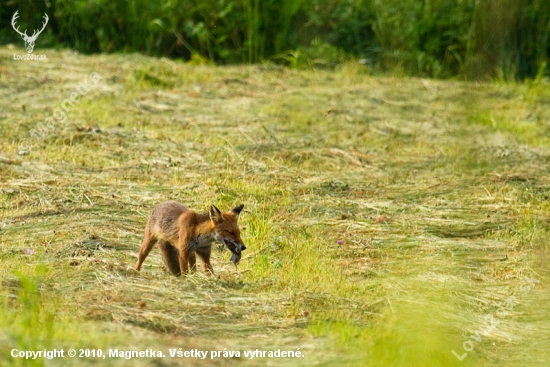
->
[0, 0, 548, 79]
[0, 267, 56, 367]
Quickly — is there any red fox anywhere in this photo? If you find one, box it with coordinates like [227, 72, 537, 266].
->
[134, 201, 246, 276]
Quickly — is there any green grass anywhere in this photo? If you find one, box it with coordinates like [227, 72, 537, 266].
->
[1, 46, 550, 366]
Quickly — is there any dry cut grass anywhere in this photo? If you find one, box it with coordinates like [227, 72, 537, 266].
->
[0, 46, 550, 366]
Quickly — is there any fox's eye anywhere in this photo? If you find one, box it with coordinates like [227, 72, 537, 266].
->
[227, 231, 235, 236]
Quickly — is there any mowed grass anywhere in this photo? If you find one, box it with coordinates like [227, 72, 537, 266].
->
[1, 46, 550, 366]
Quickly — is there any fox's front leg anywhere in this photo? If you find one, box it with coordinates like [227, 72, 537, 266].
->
[178, 233, 198, 275]
[178, 245, 190, 275]
[196, 246, 214, 275]
[188, 252, 197, 272]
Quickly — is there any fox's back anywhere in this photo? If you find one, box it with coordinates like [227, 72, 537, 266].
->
[148, 201, 189, 242]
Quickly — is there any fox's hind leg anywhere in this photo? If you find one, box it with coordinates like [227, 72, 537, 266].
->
[158, 241, 181, 276]
[135, 223, 157, 271]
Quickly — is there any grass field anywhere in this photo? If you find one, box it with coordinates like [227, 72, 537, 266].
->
[1, 45, 550, 366]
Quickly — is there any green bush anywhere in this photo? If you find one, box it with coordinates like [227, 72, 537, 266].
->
[0, 0, 548, 80]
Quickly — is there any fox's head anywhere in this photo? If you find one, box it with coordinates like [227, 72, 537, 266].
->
[209, 204, 246, 264]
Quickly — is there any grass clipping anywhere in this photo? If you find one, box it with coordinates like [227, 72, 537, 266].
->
[0, 46, 550, 366]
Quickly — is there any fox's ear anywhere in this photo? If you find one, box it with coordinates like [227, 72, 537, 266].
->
[232, 204, 244, 216]
[209, 205, 223, 223]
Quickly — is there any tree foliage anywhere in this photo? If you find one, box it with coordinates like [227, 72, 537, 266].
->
[1, 0, 548, 79]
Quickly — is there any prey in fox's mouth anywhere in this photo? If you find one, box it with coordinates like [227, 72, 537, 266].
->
[223, 239, 246, 264]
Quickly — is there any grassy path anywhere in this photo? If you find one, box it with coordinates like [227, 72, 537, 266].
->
[0, 47, 549, 366]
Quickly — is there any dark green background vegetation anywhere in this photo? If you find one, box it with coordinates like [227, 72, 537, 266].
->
[1, 0, 549, 79]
